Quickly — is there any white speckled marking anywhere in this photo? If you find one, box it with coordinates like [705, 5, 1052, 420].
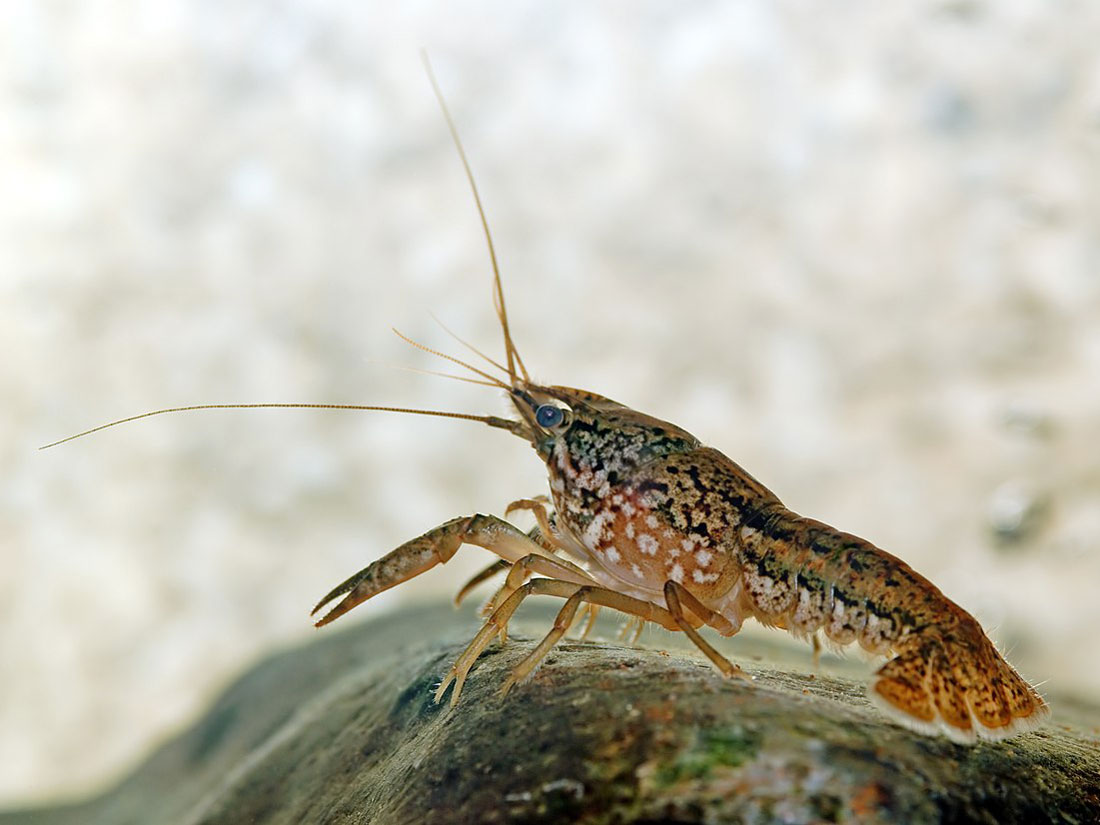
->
[584, 511, 615, 549]
[637, 534, 658, 556]
[669, 563, 684, 583]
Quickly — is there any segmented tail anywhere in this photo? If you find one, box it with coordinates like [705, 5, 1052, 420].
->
[868, 618, 1048, 743]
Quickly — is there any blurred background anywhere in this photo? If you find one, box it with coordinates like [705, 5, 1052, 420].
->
[3, 0, 1099, 805]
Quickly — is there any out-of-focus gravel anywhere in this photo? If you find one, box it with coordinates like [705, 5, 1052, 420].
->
[3, 0, 1098, 805]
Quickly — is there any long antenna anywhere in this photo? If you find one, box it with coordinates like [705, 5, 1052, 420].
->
[41, 59, 533, 452]
[39, 403, 523, 450]
[421, 51, 530, 385]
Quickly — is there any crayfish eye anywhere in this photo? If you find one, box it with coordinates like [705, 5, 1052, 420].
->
[535, 404, 567, 430]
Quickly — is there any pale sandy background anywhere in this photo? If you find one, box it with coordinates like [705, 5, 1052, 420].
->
[3, 0, 1099, 805]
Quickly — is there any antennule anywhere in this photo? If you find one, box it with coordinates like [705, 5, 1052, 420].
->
[429, 312, 509, 377]
[391, 328, 508, 389]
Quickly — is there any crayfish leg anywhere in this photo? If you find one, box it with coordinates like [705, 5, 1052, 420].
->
[664, 580, 748, 680]
[499, 585, 685, 697]
[436, 578, 584, 706]
[312, 513, 560, 627]
[454, 559, 510, 607]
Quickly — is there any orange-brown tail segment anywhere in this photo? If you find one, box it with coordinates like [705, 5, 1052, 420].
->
[869, 618, 1048, 743]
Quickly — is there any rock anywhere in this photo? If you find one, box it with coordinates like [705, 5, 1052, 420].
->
[3, 604, 1098, 825]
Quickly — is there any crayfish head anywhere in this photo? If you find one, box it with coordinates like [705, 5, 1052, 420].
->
[507, 383, 700, 503]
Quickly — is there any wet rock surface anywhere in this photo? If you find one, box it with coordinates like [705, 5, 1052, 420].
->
[4, 604, 1098, 825]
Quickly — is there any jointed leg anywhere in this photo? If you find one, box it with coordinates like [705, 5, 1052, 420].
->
[575, 605, 600, 640]
[505, 497, 581, 557]
[435, 577, 584, 706]
[437, 578, 684, 706]
[504, 496, 552, 533]
[454, 559, 510, 606]
[453, 510, 565, 607]
[487, 552, 596, 621]
[312, 513, 558, 627]
[437, 579, 749, 707]
[499, 585, 683, 696]
[458, 553, 596, 628]
[617, 616, 646, 645]
[663, 581, 747, 679]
